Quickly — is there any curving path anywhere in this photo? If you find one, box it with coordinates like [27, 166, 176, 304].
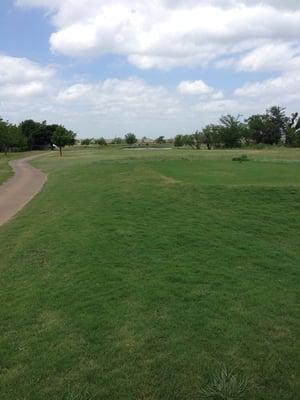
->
[0, 155, 47, 226]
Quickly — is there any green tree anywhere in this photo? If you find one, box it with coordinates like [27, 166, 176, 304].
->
[202, 125, 222, 149]
[81, 138, 93, 146]
[111, 137, 123, 144]
[52, 126, 76, 156]
[155, 136, 166, 144]
[19, 119, 41, 150]
[286, 112, 300, 147]
[193, 131, 202, 149]
[265, 106, 288, 145]
[0, 118, 10, 154]
[174, 134, 184, 147]
[219, 115, 243, 148]
[19, 119, 55, 150]
[95, 137, 107, 146]
[125, 133, 137, 145]
[0, 119, 26, 154]
[246, 114, 266, 144]
[183, 134, 195, 148]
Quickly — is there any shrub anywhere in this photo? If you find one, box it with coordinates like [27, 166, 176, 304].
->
[95, 137, 107, 146]
[200, 365, 250, 399]
[232, 155, 249, 162]
[81, 138, 93, 145]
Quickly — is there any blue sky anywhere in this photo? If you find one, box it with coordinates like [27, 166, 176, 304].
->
[0, 0, 300, 138]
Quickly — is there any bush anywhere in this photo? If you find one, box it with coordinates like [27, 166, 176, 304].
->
[200, 365, 250, 399]
[81, 138, 93, 145]
[232, 155, 249, 162]
[111, 137, 123, 144]
[125, 133, 137, 145]
[95, 137, 107, 146]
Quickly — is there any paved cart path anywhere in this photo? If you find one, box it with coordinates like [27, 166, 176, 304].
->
[0, 155, 47, 226]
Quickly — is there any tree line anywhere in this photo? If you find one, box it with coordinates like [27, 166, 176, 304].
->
[1, 106, 299, 155]
[174, 106, 300, 149]
[0, 118, 76, 155]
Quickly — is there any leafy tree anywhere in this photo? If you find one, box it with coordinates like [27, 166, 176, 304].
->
[174, 134, 184, 147]
[0, 119, 27, 154]
[219, 115, 243, 148]
[183, 134, 195, 148]
[52, 126, 76, 156]
[0, 118, 10, 154]
[265, 106, 288, 145]
[246, 114, 266, 144]
[8, 124, 27, 151]
[19, 119, 41, 150]
[155, 136, 166, 144]
[81, 138, 93, 145]
[286, 112, 300, 147]
[36, 121, 58, 149]
[95, 137, 107, 146]
[193, 131, 202, 149]
[200, 125, 219, 149]
[125, 133, 137, 145]
[111, 137, 123, 144]
[19, 119, 56, 149]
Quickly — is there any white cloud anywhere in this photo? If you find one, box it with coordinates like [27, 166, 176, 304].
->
[218, 43, 300, 72]
[0, 82, 46, 97]
[0, 54, 54, 84]
[15, 1, 300, 70]
[195, 99, 241, 113]
[178, 80, 224, 100]
[0, 55, 56, 98]
[234, 70, 300, 104]
[57, 78, 181, 118]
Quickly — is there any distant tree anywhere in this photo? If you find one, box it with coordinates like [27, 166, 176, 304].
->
[201, 125, 219, 149]
[183, 134, 195, 148]
[19, 119, 55, 150]
[52, 126, 76, 156]
[246, 108, 288, 146]
[19, 119, 41, 150]
[246, 114, 266, 144]
[125, 133, 137, 145]
[95, 137, 107, 146]
[81, 138, 93, 146]
[174, 134, 184, 147]
[111, 137, 123, 144]
[0, 118, 10, 154]
[7, 124, 27, 151]
[266, 106, 288, 144]
[155, 135, 166, 144]
[286, 112, 300, 147]
[219, 115, 243, 148]
[0, 119, 27, 154]
[193, 131, 202, 149]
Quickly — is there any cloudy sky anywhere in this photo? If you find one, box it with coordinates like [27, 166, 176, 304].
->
[0, 0, 300, 138]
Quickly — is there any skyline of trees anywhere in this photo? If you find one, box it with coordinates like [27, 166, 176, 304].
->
[0, 118, 76, 153]
[1, 106, 300, 153]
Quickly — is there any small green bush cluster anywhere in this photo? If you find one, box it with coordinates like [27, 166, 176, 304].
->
[200, 365, 250, 399]
[232, 155, 249, 162]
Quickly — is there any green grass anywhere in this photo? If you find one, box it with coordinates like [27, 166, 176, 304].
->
[0, 148, 299, 399]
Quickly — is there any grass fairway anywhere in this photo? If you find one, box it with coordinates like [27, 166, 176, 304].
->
[0, 148, 299, 399]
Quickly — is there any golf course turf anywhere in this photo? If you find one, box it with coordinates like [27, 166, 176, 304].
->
[0, 147, 299, 399]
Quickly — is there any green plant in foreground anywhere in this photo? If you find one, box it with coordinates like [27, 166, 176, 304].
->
[64, 389, 95, 400]
[200, 366, 250, 399]
[232, 155, 249, 162]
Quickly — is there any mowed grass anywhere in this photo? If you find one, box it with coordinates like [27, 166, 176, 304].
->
[0, 148, 299, 399]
